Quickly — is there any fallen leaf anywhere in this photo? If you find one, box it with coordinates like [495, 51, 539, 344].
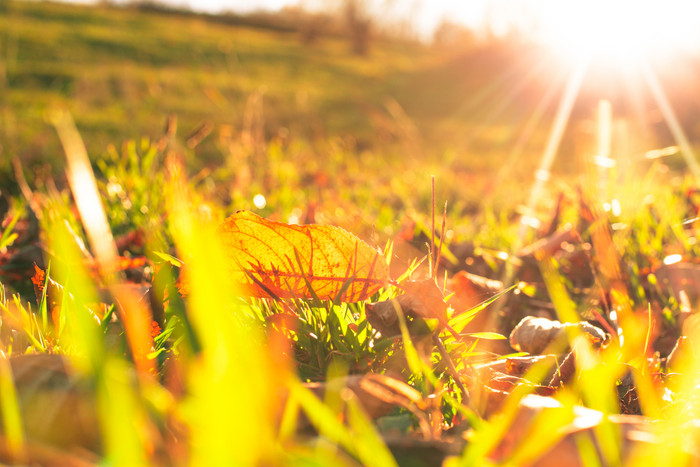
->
[654, 261, 700, 304]
[30, 263, 46, 296]
[487, 395, 673, 466]
[486, 372, 556, 396]
[365, 279, 462, 338]
[382, 435, 463, 466]
[504, 354, 563, 378]
[400, 279, 449, 323]
[4, 354, 101, 455]
[447, 271, 504, 313]
[470, 355, 563, 386]
[517, 227, 582, 260]
[218, 211, 390, 302]
[365, 294, 439, 338]
[509, 316, 608, 355]
[30, 264, 63, 331]
[301, 373, 422, 423]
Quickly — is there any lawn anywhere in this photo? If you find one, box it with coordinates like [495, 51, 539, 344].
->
[1, 1, 700, 465]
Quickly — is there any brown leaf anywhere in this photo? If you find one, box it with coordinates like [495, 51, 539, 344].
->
[218, 211, 390, 302]
[365, 279, 458, 338]
[399, 279, 449, 323]
[509, 316, 608, 355]
[488, 395, 669, 466]
[5, 355, 101, 455]
[517, 227, 582, 260]
[30, 263, 46, 296]
[486, 372, 555, 395]
[365, 294, 438, 338]
[504, 354, 562, 377]
[654, 261, 700, 304]
[446, 271, 504, 326]
[302, 373, 420, 421]
[30, 264, 63, 331]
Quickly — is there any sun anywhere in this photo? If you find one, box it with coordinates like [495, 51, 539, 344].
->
[531, 0, 700, 67]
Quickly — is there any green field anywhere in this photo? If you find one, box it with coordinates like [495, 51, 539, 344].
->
[2, 1, 700, 465]
[1, 1, 451, 160]
[3, 1, 696, 206]
[1, 1, 575, 186]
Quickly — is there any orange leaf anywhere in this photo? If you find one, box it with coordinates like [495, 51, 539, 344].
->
[218, 211, 390, 302]
[31, 263, 46, 295]
[399, 279, 449, 323]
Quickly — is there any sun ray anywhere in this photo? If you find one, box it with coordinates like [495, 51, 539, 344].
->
[486, 61, 565, 201]
[639, 58, 700, 184]
[532, 0, 700, 68]
[465, 53, 564, 146]
[522, 55, 589, 223]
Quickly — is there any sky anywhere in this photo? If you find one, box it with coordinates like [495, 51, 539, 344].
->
[65, 0, 498, 38]
[62, 0, 700, 51]
[180, 0, 495, 33]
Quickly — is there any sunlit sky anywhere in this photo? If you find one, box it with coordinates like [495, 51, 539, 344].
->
[65, 0, 700, 56]
[64, 0, 512, 38]
[177, 0, 495, 33]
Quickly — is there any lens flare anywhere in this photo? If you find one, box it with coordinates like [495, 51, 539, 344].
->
[532, 0, 700, 67]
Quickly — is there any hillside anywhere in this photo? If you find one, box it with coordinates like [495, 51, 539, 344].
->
[0, 1, 579, 180]
[2, 1, 700, 212]
[0, 2, 428, 167]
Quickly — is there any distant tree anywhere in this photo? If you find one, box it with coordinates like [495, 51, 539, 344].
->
[299, 12, 327, 46]
[344, 0, 371, 55]
[372, 0, 421, 43]
[432, 19, 478, 49]
[0, 0, 8, 89]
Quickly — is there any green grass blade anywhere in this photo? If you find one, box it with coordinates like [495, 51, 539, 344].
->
[0, 357, 25, 462]
[0, 206, 21, 251]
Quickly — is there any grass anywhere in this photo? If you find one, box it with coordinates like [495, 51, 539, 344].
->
[1, 1, 436, 170]
[2, 1, 700, 465]
[0, 111, 697, 464]
[1, 0, 587, 194]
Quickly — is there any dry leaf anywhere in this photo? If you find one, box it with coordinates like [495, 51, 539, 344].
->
[654, 262, 700, 304]
[488, 395, 669, 466]
[517, 227, 582, 260]
[365, 294, 439, 338]
[301, 373, 420, 422]
[365, 279, 456, 338]
[509, 316, 608, 354]
[30, 264, 63, 331]
[504, 355, 556, 375]
[447, 271, 504, 314]
[4, 354, 101, 455]
[218, 211, 390, 302]
[486, 372, 556, 396]
[400, 279, 449, 323]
